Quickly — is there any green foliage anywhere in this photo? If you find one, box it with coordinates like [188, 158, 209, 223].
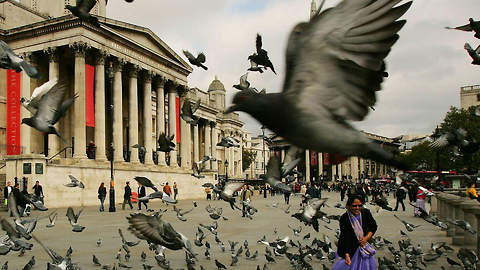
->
[399, 106, 480, 173]
[242, 149, 257, 172]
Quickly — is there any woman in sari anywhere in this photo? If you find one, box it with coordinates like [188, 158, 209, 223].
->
[332, 194, 377, 270]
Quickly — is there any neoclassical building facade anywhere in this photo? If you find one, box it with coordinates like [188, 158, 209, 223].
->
[0, 0, 245, 207]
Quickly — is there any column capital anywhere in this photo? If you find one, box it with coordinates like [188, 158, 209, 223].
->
[95, 50, 109, 66]
[69, 41, 91, 58]
[168, 81, 179, 93]
[143, 70, 155, 83]
[156, 75, 167, 89]
[19, 52, 33, 63]
[44, 47, 59, 63]
[178, 84, 189, 97]
[129, 64, 141, 78]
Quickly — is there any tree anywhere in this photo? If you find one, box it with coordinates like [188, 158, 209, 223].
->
[399, 106, 480, 173]
[242, 149, 257, 172]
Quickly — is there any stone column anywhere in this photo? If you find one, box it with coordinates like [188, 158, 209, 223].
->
[44, 47, 61, 158]
[193, 124, 199, 163]
[155, 77, 167, 166]
[204, 124, 211, 169]
[211, 124, 218, 171]
[93, 50, 108, 161]
[113, 58, 125, 162]
[305, 150, 310, 182]
[167, 82, 178, 167]
[143, 71, 154, 165]
[128, 65, 141, 164]
[19, 53, 32, 154]
[70, 42, 90, 159]
[179, 97, 190, 169]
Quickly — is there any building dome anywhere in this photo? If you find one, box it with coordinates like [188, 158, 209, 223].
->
[208, 75, 225, 92]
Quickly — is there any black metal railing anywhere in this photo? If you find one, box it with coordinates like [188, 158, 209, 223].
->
[46, 146, 72, 162]
[0, 163, 6, 170]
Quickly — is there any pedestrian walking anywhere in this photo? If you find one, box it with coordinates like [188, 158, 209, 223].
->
[138, 183, 148, 210]
[173, 182, 178, 200]
[340, 184, 346, 201]
[163, 182, 172, 197]
[122, 181, 133, 210]
[284, 189, 291, 204]
[394, 184, 406, 211]
[4, 181, 12, 211]
[32, 181, 44, 204]
[205, 186, 212, 200]
[240, 185, 252, 217]
[98, 182, 107, 212]
[331, 194, 377, 270]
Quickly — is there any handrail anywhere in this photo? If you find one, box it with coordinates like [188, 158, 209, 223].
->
[46, 146, 72, 162]
[0, 163, 5, 170]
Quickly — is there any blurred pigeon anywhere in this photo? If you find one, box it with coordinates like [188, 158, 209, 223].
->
[181, 98, 201, 125]
[226, 0, 412, 169]
[216, 136, 240, 148]
[248, 34, 276, 74]
[262, 156, 293, 192]
[138, 191, 177, 204]
[118, 229, 141, 247]
[446, 18, 480, 39]
[200, 221, 218, 235]
[22, 81, 77, 143]
[97, 239, 102, 246]
[183, 51, 208, 70]
[430, 128, 469, 149]
[134, 176, 159, 192]
[287, 225, 302, 236]
[64, 175, 85, 188]
[206, 204, 223, 220]
[464, 43, 480, 65]
[0, 41, 41, 78]
[23, 194, 48, 211]
[157, 133, 175, 153]
[446, 218, 476, 234]
[124, 252, 130, 261]
[20, 78, 58, 114]
[192, 163, 205, 179]
[173, 206, 193, 222]
[291, 198, 328, 232]
[228, 240, 239, 251]
[65, 0, 100, 27]
[132, 143, 147, 157]
[216, 182, 245, 210]
[127, 213, 196, 258]
[66, 206, 86, 232]
[233, 73, 255, 91]
[66, 246, 73, 257]
[247, 59, 264, 73]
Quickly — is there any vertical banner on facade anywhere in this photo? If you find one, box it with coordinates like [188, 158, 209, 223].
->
[176, 97, 181, 143]
[323, 153, 330, 165]
[6, 70, 21, 155]
[85, 64, 95, 127]
[310, 151, 318, 165]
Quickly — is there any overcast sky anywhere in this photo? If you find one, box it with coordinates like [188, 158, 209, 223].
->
[107, 0, 480, 138]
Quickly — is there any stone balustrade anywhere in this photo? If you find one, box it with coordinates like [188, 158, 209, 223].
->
[433, 190, 480, 259]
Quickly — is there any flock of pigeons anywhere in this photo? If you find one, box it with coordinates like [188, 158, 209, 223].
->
[446, 18, 480, 65]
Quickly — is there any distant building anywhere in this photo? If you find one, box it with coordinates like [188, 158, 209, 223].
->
[460, 84, 480, 109]
[242, 133, 270, 180]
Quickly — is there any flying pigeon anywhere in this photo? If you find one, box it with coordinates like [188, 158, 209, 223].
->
[183, 50, 208, 70]
[22, 81, 77, 143]
[127, 213, 196, 258]
[20, 78, 58, 114]
[464, 43, 480, 65]
[157, 133, 176, 153]
[446, 218, 476, 234]
[138, 191, 177, 204]
[46, 212, 57, 228]
[181, 98, 201, 125]
[206, 204, 223, 220]
[247, 59, 264, 73]
[66, 206, 86, 232]
[65, 0, 101, 27]
[226, 0, 412, 169]
[233, 73, 255, 91]
[64, 175, 85, 188]
[248, 34, 276, 74]
[216, 136, 240, 148]
[0, 41, 41, 78]
[262, 156, 293, 192]
[291, 198, 328, 232]
[118, 229, 141, 247]
[173, 206, 193, 222]
[133, 176, 159, 191]
[192, 163, 205, 179]
[446, 18, 480, 39]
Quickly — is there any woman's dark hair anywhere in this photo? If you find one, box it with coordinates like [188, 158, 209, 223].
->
[346, 194, 365, 206]
[467, 182, 475, 188]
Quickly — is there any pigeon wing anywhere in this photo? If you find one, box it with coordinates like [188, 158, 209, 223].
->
[181, 98, 194, 118]
[192, 163, 201, 176]
[34, 81, 69, 125]
[255, 34, 263, 53]
[446, 23, 473, 32]
[240, 73, 250, 89]
[29, 78, 58, 109]
[78, 0, 96, 13]
[196, 52, 206, 64]
[75, 206, 86, 221]
[222, 182, 245, 197]
[430, 133, 453, 149]
[284, 0, 411, 122]
[134, 176, 157, 191]
[52, 93, 78, 125]
[192, 99, 201, 114]
[127, 213, 184, 250]
[183, 50, 195, 61]
[66, 207, 77, 225]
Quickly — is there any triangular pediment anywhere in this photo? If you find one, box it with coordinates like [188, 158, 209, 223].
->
[101, 18, 192, 72]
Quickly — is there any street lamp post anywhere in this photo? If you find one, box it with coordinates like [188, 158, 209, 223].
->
[224, 159, 229, 185]
[107, 62, 116, 212]
[261, 126, 267, 198]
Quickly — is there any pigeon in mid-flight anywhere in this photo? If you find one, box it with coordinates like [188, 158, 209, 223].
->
[21, 81, 77, 143]
[65, 0, 101, 27]
[183, 50, 208, 70]
[262, 156, 292, 192]
[233, 73, 255, 91]
[248, 34, 276, 74]
[134, 176, 159, 192]
[446, 18, 480, 39]
[192, 163, 205, 179]
[180, 98, 201, 125]
[226, 0, 412, 169]
[127, 213, 196, 258]
[216, 136, 240, 148]
[157, 133, 175, 153]
[0, 41, 41, 78]
[20, 78, 58, 114]
[64, 175, 85, 188]
[66, 206, 86, 232]
[464, 43, 480, 65]
[291, 198, 328, 232]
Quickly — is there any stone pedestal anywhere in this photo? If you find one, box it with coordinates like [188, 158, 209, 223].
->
[460, 200, 479, 246]
[452, 197, 469, 245]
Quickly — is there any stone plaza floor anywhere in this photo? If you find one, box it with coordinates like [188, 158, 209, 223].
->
[1, 190, 465, 269]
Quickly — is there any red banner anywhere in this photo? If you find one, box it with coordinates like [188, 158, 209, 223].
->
[176, 97, 181, 143]
[310, 151, 318, 165]
[6, 70, 21, 155]
[85, 64, 95, 127]
[323, 153, 330, 165]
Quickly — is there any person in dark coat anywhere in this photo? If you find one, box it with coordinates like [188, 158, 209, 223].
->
[138, 183, 148, 210]
[332, 194, 377, 269]
[340, 184, 346, 201]
[98, 182, 107, 212]
[19, 186, 28, 217]
[122, 181, 133, 210]
[306, 183, 320, 198]
[32, 181, 44, 204]
[394, 184, 407, 211]
[11, 183, 21, 217]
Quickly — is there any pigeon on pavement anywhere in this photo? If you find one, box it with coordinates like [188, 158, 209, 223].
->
[226, 0, 412, 169]
[0, 41, 41, 78]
